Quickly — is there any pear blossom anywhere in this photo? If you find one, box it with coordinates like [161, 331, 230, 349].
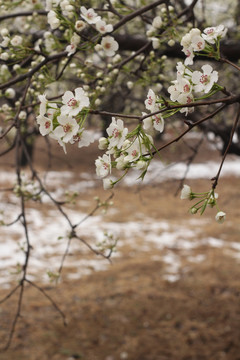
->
[47, 10, 60, 30]
[152, 16, 162, 29]
[168, 76, 192, 102]
[152, 37, 160, 49]
[215, 211, 226, 224]
[39, 94, 48, 115]
[135, 160, 148, 171]
[192, 64, 218, 93]
[96, 20, 113, 34]
[0, 36, 10, 47]
[71, 129, 95, 148]
[98, 137, 108, 150]
[61, 87, 90, 116]
[124, 136, 152, 163]
[19, 111, 27, 120]
[103, 178, 114, 190]
[180, 184, 192, 200]
[177, 93, 195, 115]
[66, 33, 81, 56]
[75, 20, 86, 32]
[143, 112, 164, 133]
[124, 140, 141, 162]
[10, 35, 22, 47]
[46, 0, 61, 11]
[101, 36, 119, 57]
[66, 43, 78, 56]
[80, 6, 101, 24]
[0, 52, 9, 61]
[0, 28, 9, 37]
[145, 89, 157, 112]
[95, 154, 111, 178]
[202, 25, 227, 44]
[5, 88, 15, 99]
[36, 114, 53, 136]
[181, 28, 205, 65]
[115, 154, 128, 170]
[52, 114, 79, 143]
[106, 117, 128, 151]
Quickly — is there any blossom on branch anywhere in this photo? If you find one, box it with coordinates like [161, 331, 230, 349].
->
[52, 114, 79, 143]
[61, 87, 90, 116]
[202, 25, 227, 44]
[215, 211, 226, 224]
[106, 118, 128, 152]
[96, 20, 113, 34]
[100, 36, 119, 57]
[95, 154, 111, 178]
[192, 64, 218, 93]
[80, 6, 101, 24]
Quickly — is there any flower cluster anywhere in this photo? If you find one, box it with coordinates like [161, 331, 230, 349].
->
[181, 25, 227, 65]
[36, 87, 93, 153]
[180, 184, 226, 223]
[45, 2, 118, 58]
[168, 62, 219, 115]
[95, 89, 165, 189]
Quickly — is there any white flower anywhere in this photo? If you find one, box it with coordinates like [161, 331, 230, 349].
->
[151, 37, 160, 49]
[96, 20, 113, 34]
[124, 137, 150, 163]
[95, 154, 111, 178]
[202, 25, 227, 44]
[75, 20, 86, 32]
[116, 154, 128, 170]
[106, 117, 128, 151]
[61, 87, 90, 116]
[143, 112, 164, 133]
[135, 160, 148, 171]
[0, 52, 9, 61]
[39, 94, 48, 115]
[80, 6, 101, 24]
[53, 114, 79, 143]
[98, 137, 108, 150]
[177, 93, 195, 115]
[5, 88, 15, 99]
[46, 0, 61, 11]
[192, 64, 218, 93]
[103, 178, 114, 190]
[127, 81, 133, 89]
[207, 192, 218, 207]
[47, 10, 60, 30]
[10, 35, 22, 46]
[66, 43, 78, 56]
[168, 39, 175, 47]
[0, 36, 10, 47]
[215, 211, 226, 224]
[180, 184, 192, 200]
[66, 32, 80, 56]
[181, 28, 205, 65]
[71, 129, 95, 148]
[101, 36, 119, 57]
[152, 16, 162, 29]
[19, 111, 27, 120]
[145, 89, 157, 112]
[168, 76, 192, 102]
[36, 114, 53, 136]
[0, 28, 9, 37]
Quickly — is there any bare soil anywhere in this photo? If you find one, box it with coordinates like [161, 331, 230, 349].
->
[0, 136, 240, 360]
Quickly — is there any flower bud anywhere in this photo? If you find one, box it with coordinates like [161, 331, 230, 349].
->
[98, 137, 108, 150]
[215, 211, 226, 224]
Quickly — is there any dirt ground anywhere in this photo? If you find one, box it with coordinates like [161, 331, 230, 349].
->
[0, 135, 240, 360]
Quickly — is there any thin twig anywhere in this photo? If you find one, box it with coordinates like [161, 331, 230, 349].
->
[212, 103, 240, 189]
